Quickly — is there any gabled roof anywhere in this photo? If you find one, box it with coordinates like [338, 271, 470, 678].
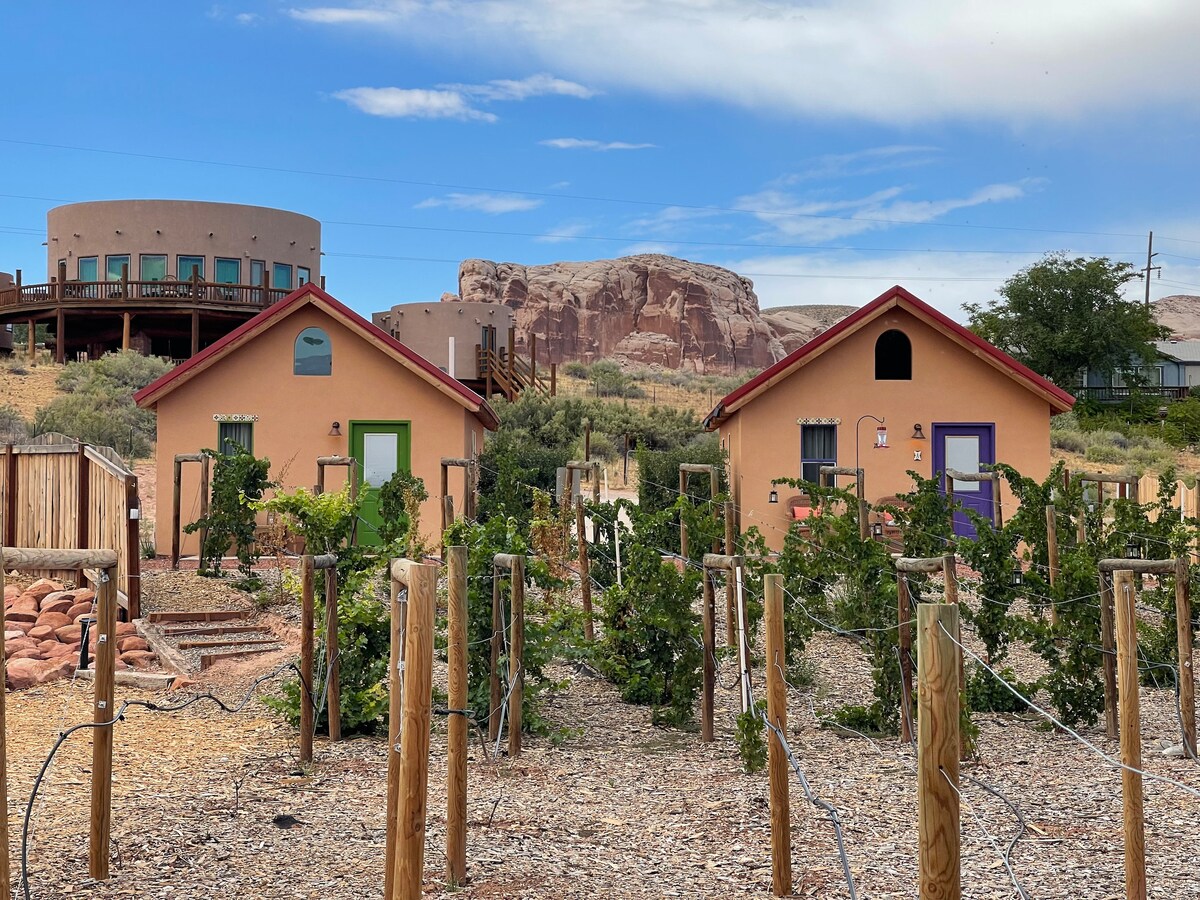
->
[1157, 340, 1200, 363]
[134, 283, 499, 430]
[704, 284, 1075, 429]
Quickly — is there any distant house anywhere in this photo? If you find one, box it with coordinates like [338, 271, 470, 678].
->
[135, 283, 498, 556]
[704, 285, 1075, 545]
[1076, 339, 1200, 401]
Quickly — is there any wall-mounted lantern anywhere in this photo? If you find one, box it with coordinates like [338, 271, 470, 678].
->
[1010, 563, 1024, 588]
[768, 488, 779, 504]
[875, 425, 888, 448]
[912, 424, 925, 440]
[871, 521, 884, 539]
[329, 421, 342, 437]
[1125, 538, 1143, 560]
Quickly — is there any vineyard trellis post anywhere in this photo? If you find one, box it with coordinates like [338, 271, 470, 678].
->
[1099, 556, 1196, 755]
[763, 573, 792, 897]
[324, 560, 341, 742]
[567, 460, 601, 506]
[1046, 503, 1060, 626]
[446, 545, 469, 886]
[299, 553, 337, 762]
[440, 456, 478, 534]
[1113, 568, 1147, 900]
[819, 465, 868, 540]
[895, 555, 960, 749]
[383, 559, 407, 900]
[724, 500, 737, 646]
[387, 557, 437, 900]
[944, 468, 1002, 530]
[575, 499, 594, 642]
[916, 600, 961, 900]
[702, 553, 746, 724]
[490, 553, 526, 756]
[171, 452, 209, 569]
[678, 463, 719, 561]
[315, 455, 359, 545]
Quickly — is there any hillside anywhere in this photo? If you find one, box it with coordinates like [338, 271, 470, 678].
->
[0, 360, 62, 420]
[1154, 294, 1200, 338]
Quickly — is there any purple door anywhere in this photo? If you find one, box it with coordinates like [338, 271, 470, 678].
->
[932, 424, 995, 538]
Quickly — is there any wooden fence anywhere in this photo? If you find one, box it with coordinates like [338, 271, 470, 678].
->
[0, 434, 140, 618]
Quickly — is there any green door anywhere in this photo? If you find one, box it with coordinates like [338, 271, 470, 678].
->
[349, 421, 412, 547]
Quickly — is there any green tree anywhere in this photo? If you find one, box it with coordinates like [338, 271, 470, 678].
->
[964, 254, 1168, 390]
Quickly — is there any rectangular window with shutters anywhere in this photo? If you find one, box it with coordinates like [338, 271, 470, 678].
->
[217, 421, 253, 456]
[800, 424, 837, 484]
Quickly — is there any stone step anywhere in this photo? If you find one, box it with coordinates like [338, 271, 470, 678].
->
[147, 609, 249, 624]
[199, 647, 274, 670]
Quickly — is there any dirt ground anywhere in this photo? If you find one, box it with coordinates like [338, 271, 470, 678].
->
[0, 360, 62, 421]
[6, 569, 1200, 900]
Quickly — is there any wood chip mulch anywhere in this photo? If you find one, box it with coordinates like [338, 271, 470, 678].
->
[5, 572, 1200, 898]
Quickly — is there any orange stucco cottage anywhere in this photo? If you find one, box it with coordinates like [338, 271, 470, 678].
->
[704, 285, 1075, 549]
[135, 283, 498, 557]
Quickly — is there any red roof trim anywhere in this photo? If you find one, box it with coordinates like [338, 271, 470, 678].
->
[133, 283, 499, 430]
[705, 284, 1074, 427]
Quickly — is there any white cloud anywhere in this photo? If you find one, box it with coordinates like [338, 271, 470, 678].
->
[534, 221, 591, 243]
[444, 74, 595, 102]
[540, 138, 656, 151]
[234, 12, 260, 24]
[332, 87, 497, 121]
[291, 1, 1200, 124]
[288, 5, 401, 24]
[776, 146, 942, 184]
[737, 181, 1039, 242]
[415, 193, 542, 214]
[333, 73, 593, 122]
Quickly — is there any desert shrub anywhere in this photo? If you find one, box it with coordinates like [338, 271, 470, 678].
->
[0, 404, 28, 442]
[561, 360, 590, 379]
[33, 350, 172, 456]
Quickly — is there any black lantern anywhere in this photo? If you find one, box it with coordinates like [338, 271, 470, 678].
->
[871, 521, 884, 539]
[768, 489, 779, 504]
[1010, 563, 1024, 588]
[1125, 538, 1143, 560]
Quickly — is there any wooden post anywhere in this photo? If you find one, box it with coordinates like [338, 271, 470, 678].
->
[120, 263, 128, 300]
[4, 445, 16, 548]
[1046, 504, 1060, 626]
[393, 562, 436, 900]
[509, 555, 525, 757]
[125, 475, 142, 619]
[916, 602, 961, 900]
[724, 499, 737, 647]
[440, 464, 449, 535]
[1100, 571, 1119, 740]
[55, 305, 65, 363]
[1175, 557, 1196, 757]
[299, 555, 315, 763]
[198, 456, 211, 568]
[121, 311, 131, 351]
[26, 318, 35, 364]
[0, 569, 9, 897]
[506, 325, 515, 397]
[679, 468, 689, 561]
[576, 499, 594, 642]
[763, 573, 792, 897]
[583, 418, 591, 463]
[446, 546, 468, 886]
[171, 456, 183, 569]
[529, 332, 537, 387]
[701, 569, 715, 742]
[89, 567, 118, 881]
[489, 568, 502, 743]
[1113, 569, 1147, 900]
[383, 571, 405, 900]
[324, 565, 341, 741]
[549, 361, 557, 397]
[898, 573, 913, 745]
[190, 308, 200, 357]
[942, 555, 963, 693]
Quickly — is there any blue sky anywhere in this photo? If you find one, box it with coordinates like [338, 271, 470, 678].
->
[2, 1, 1200, 321]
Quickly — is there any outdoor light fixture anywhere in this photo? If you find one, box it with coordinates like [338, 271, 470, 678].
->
[329, 422, 342, 437]
[912, 424, 926, 440]
[1125, 539, 1143, 560]
[875, 425, 888, 448]
[871, 521, 884, 539]
[768, 488, 779, 504]
[1010, 563, 1024, 588]
[855, 414, 886, 471]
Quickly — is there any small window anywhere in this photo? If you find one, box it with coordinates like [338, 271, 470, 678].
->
[800, 424, 836, 484]
[178, 255, 205, 280]
[250, 259, 266, 286]
[217, 421, 253, 455]
[297, 266, 311, 286]
[294, 327, 331, 375]
[273, 263, 293, 290]
[105, 255, 130, 281]
[78, 257, 98, 281]
[140, 254, 167, 282]
[875, 329, 912, 380]
[215, 258, 241, 284]
[1113, 366, 1163, 388]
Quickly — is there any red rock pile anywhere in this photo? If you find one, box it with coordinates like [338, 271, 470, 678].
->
[3, 579, 156, 690]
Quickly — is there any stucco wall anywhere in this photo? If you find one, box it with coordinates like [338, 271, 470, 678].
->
[152, 303, 483, 556]
[722, 307, 1056, 549]
[372, 302, 514, 376]
[47, 200, 320, 286]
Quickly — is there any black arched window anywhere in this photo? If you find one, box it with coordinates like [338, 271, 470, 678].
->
[294, 327, 332, 375]
[875, 329, 912, 380]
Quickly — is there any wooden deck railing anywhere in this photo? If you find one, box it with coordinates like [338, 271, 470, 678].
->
[1073, 385, 1190, 402]
[475, 345, 551, 400]
[0, 277, 290, 310]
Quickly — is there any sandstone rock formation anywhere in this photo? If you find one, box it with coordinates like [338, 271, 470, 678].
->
[760, 304, 858, 355]
[1154, 295, 1200, 339]
[453, 255, 787, 373]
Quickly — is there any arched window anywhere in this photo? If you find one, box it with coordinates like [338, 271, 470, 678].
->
[294, 327, 332, 375]
[875, 329, 912, 380]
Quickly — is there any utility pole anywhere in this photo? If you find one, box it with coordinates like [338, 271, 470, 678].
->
[1140, 231, 1161, 308]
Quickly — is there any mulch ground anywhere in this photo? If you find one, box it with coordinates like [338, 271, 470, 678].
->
[5, 568, 1200, 899]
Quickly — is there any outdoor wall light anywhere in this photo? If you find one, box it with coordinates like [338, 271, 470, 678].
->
[768, 489, 779, 504]
[912, 424, 926, 440]
[1125, 539, 1143, 560]
[329, 422, 342, 436]
[1010, 563, 1024, 588]
[871, 521, 884, 539]
[875, 425, 888, 448]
